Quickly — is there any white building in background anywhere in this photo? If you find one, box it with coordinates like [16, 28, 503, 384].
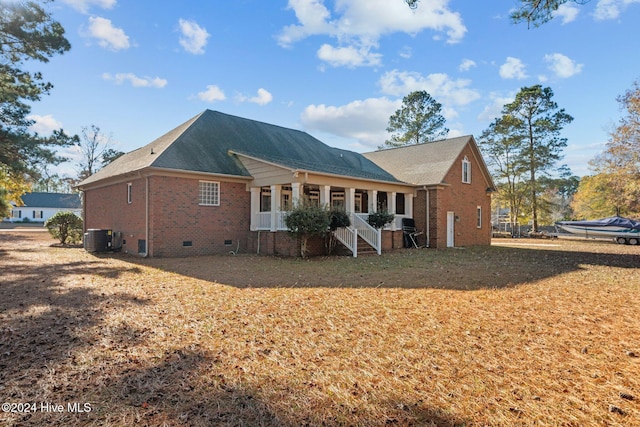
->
[6, 192, 82, 223]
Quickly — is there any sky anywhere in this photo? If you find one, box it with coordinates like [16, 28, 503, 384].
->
[26, 0, 640, 178]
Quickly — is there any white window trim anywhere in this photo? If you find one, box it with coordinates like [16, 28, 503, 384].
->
[462, 156, 471, 184]
[199, 180, 220, 206]
[477, 206, 482, 228]
[127, 183, 132, 204]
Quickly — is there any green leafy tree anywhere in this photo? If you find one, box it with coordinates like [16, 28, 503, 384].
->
[367, 210, 395, 229]
[0, 1, 77, 206]
[381, 90, 448, 149]
[45, 211, 83, 245]
[284, 198, 331, 257]
[537, 169, 580, 222]
[479, 114, 530, 232]
[501, 85, 573, 231]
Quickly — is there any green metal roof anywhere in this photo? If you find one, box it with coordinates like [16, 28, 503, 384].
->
[79, 110, 401, 187]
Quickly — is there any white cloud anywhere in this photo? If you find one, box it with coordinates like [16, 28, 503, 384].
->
[178, 19, 210, 55]
[301, 97, 401, 148]
[378, 69, 481, 108]
[544, 53, 583, 78]
[459, 58, 476, 72]
[553, 3, 580, 23]
[477, 92, 515, 122]
[27, 114, 63, 135]
[197, 85, 226, 102]
[499, 57, 527, 80]
[238, 88, 273, 105]
[87, 16, 130, 51]
[317, 43, 382, 68]
[102, 73, 167, 88]
[594, 0, 640, 20]
[60, 0, 116, 13]
[398, 46, 412, 59]
[277, 0, 466, 68]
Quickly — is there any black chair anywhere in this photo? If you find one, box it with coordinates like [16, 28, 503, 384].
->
[402, 218, 423, 248]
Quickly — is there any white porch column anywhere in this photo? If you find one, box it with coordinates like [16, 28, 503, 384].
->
[406, 192, 414, 217]
[320, 185, 330, 207]
[270, 184, 280, 231]
[369, 190, 378, 213]
[291, 182, 302, 205]
[390, 191, 397, 230]
[250, 187, 260, 231]
[346, 188, 355, 214]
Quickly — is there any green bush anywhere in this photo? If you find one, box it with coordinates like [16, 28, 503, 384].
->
[329, 208, 351, 231]
[45, 211, 83, 245]
[284, 198, 330, 257]
[367, 210, 395, 229]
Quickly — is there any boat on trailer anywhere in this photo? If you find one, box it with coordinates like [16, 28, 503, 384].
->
[555, 216, 640, 245]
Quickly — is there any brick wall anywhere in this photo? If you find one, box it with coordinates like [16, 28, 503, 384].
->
[83, 178, 147, 254]
[438, 145, 492, 247]
[148, 176, 251, 257]
[410, 146, 492, 249]
[83, 176, 252, 257]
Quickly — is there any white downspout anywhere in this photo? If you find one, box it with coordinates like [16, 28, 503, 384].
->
[425, 187, 430, 247]
[144, 175, 149, 257]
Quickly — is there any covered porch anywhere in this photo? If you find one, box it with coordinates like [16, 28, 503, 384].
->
[249, 183, 414, 256]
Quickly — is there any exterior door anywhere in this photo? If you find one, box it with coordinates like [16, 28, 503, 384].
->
[447, 211, 455, 247]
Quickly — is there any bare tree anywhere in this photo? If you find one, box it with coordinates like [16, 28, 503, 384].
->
[77, 125, 123, 180]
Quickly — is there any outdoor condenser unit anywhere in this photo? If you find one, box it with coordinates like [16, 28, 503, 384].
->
[84, 229, 124, 252]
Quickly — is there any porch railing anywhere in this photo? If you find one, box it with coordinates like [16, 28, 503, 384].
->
[256, 211, 288, 230]
[351, 213, 381, 255]
[333, 226, 357, 257]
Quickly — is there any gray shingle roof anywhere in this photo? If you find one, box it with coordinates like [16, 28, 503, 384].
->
[19, 192, 81, 209]
[78, 110, 400, 187]
[363, 136, 475, 186]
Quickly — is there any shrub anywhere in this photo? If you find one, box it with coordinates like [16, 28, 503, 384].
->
[45, 211, 83, 245]
[326, 209, 351, 255]
[284, 198, 331, 258]
[367, 210, 395, 229]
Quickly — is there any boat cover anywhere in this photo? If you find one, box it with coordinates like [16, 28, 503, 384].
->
[557, 216, 640, 231]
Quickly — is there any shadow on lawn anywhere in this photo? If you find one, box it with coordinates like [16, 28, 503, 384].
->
[98, 346, 468, 426]
[129, 243, 640, 290]
[0, 232, 149, 426]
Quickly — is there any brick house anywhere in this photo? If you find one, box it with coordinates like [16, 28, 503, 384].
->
[77, 110, 495, 257]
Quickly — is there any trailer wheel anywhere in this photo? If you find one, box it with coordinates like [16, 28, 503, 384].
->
[616, 237, 627, 245]
[628, 238, 639, 246]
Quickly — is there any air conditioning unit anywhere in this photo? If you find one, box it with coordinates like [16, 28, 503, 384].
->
[84, 229, 125, 253]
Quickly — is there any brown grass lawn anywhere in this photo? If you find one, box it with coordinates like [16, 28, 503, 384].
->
[1, 230, 639, 426]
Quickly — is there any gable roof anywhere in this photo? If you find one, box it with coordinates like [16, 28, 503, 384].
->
[17, 192, 81, 209]
[78, 110, 401, 187]
[363, 135, 495, 189]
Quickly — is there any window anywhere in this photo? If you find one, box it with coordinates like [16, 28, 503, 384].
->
[12, 210, 21, 218]
[396, 193, 406, 215]
[33, 210, 43, 219]
[462, 156, 471, 184]
[260, 187, 271, 212]
[199, 181, 220, 206]
[127, 183, 132, 204]
[331, 191, 345, 209]
[477, 206, 482, 228]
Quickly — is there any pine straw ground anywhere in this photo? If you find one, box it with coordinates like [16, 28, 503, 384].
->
[0, 231, 639, 427]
